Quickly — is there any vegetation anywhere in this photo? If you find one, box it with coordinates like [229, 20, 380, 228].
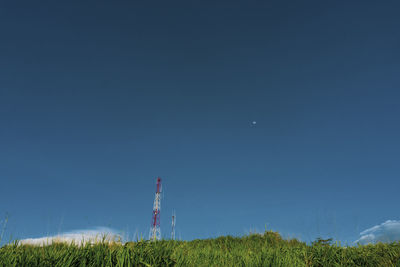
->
[1, 230, 400, 266]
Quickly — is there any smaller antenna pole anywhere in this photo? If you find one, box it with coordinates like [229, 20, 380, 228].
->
[171, 210, 176, 240]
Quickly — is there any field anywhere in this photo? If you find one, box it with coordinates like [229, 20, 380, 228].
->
[1, 231, 400, 266]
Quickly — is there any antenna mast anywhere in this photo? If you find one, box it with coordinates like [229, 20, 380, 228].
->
[149, 177, 162, 241]
[171, 210, 176, 240]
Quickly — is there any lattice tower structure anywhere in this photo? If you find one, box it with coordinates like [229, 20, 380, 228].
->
[149, 177, 162, 241]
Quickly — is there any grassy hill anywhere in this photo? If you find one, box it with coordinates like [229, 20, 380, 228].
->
[1, 230, 400, 266]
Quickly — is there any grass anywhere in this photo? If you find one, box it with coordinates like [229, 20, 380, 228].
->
[1, 230, 400, 266]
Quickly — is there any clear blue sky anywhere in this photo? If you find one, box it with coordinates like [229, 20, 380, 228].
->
[1, 0, 400, 246]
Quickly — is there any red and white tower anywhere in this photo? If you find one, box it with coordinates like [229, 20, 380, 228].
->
[149, 177, 162, 241]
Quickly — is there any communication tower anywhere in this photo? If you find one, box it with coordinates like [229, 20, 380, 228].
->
[171, 210, 176, 240]
[149, 177, 162, 241]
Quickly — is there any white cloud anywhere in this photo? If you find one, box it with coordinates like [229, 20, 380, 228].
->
[19, 227, 121, 246]
[354, 220, 400, 245]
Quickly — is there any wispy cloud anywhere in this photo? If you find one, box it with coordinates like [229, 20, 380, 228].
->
[19, 227, 121, 246]
[354, 220, 400, 245]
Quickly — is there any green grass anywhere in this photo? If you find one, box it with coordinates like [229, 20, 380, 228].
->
[1, 230, 400, 266]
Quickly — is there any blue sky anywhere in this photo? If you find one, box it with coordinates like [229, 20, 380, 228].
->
[1, 0, 400, 246]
